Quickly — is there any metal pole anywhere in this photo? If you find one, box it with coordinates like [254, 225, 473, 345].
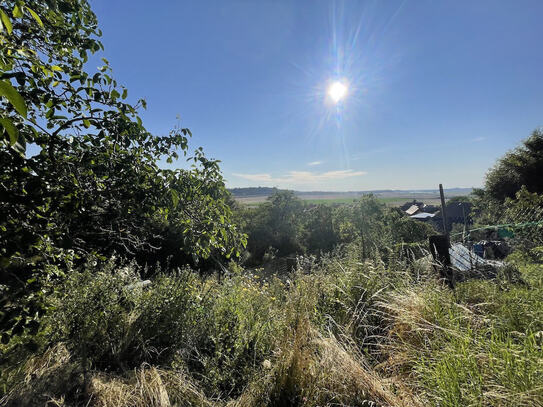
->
[439, 184, 448, 236]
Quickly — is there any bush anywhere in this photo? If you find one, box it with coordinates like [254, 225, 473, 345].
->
[37, 259, 286, 399]
[185, 273, 285, 397]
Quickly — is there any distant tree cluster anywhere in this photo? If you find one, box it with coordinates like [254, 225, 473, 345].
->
[229, 186, 282, 197]
[238, 191, 435, 265]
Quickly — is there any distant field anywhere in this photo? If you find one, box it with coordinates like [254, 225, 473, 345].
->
[235, 194, 445, 207]
[299, 197, 360, 205]
[378, 197, 443, 206]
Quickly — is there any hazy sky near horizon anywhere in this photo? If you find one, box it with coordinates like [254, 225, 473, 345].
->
[92, 0, 543, 191]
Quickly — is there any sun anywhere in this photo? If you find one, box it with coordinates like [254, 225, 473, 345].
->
[328, 81, 348, 103]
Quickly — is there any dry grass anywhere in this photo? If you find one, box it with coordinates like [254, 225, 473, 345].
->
[234, 314, 420, 407]
[1, 344, 214, 407]
[2, 329, 412, 407]
[376, 271, 543, 407]
[0, 343, 83, 406]
[89, 367, 213, 407]
[307, 331, 420, 407]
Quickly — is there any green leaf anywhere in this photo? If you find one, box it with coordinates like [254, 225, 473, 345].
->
[171, 190, 179, 207]
[0, 118, 18, 145]
[0, 10, 13, 34]
[12, 4, 23, 18]
[25, 7, 43, 27]
[0, 81, 27, 118]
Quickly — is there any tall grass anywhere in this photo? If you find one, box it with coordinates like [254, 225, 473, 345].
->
[1, 246, 541, 406]
[380, 253, 543, 406]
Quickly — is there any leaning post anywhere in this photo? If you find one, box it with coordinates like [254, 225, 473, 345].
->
[428, 184, 455, 288]
[439, 183, 448, 236]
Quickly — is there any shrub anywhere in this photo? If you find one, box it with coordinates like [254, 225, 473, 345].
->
[42, 260, 208, 371]
[184, 274, 285, 397]
[39, 260, 286, 399]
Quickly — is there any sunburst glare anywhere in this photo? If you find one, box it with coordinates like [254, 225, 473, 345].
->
[328, 81, 348, 103]
[275, 0, 405, 170]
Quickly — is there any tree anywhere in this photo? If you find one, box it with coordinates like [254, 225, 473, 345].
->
[0, 0, 245, 262]
[347, 195, 388, 257]
[388, 210, 435, 244]
[302, 204, 338, 254]
[502, 186, 543, 249]
[243, 191, 304, 263]
[0, 0, 245, 341]
[484, 129, 543, 202]
[470, 128, 543, 224]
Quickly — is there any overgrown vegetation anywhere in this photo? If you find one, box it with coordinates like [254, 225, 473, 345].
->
[0, 0, 245, 346]
[1, 1, 542, 406]
[2, 244, 541, 406]
[239, 191, 434, 265]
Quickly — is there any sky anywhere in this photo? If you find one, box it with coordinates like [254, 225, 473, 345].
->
[91, 0, 543, 191]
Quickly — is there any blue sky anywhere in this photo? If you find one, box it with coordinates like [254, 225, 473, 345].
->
[92, 0, 543, 191]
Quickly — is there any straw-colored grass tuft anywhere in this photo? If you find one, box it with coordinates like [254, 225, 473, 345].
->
[89, 366, 214, 407]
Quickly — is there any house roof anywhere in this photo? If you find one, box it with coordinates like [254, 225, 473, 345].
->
[434, 202, 473, 219]
[405, 204, 420, 216]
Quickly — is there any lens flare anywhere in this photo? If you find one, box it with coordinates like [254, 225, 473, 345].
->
[328, 81, 348, 103]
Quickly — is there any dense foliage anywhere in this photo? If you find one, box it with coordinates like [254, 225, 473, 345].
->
[472, 128, 543, 225]
[466, 128, 543, 253]
[0, 0, 245, 345]
[240, 191, 435, 264]
[485, 129, 543, 201]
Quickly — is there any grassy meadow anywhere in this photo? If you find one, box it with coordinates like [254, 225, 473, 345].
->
[2, 244, 542, 406]
[235, 194, 444, 207]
